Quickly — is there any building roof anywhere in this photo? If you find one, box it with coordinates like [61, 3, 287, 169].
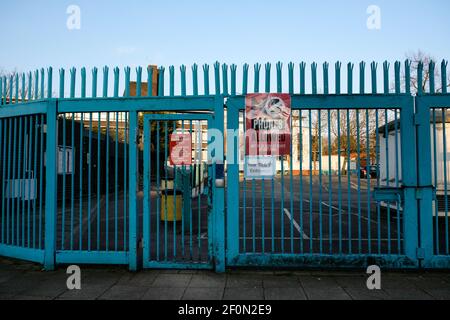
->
[378, 111, 450, 137]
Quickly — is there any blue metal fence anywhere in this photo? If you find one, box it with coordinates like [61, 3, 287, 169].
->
[0, 60, 449, 271]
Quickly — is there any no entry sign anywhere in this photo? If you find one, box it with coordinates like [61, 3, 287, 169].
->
[245, 93, 291, 156]
[170, 132, 192, 166]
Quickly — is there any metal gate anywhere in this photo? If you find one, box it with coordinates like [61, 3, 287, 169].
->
[142, 113, 215, 269]
[1, 60, 450, 271]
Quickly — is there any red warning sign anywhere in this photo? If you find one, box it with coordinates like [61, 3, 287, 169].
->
[170, 133, 192, 166]
[245, 93, 291, 156]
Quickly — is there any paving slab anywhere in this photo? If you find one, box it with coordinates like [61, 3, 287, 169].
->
[142, 287, 185, 300]
[226, 275, 263, 288]
[99, 285, 148, 300]
[151, 274, 193, 288]
[223, 287, 265, 300]
[189, 274, 227, 288]
[264, 287, 307, 300]
[263, 275, 302, 288]
[303, 287, 352, 300]
[182, 287, 224, 300]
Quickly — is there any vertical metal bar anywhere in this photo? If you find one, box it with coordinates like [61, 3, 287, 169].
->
[288, 62, 294, 95]
[156, 122, 161, 261]
[40, 69, 45, 100]
[164, 122, 168, 260]
[105, 113, 110, 250]
[366, 109, 372, 254]
[38, 114, 46, 249]
[17, 117, 23, 246]
[323, 62, 329, 94]
[356, 110, 362, 253]
[222, 64, 228, 96]
[359, 62, 365, 95]
[114, 112, 119, 251]
[147, 66, 152, 97]
[44, 100, 58, 270]
[346, 109, 352, 253]
[79, 112, 84, 251]
[180, 65, 187, 96]
[337, 109, 342, 253]
[6, 118, 12, 244]
[394, 110, 401, 253]
[318, 110, 323, 253]
[203, 64, 210, 96]
[299, 62, 306, 95]
[11, 118, 17, 245]
[328, 109, 332, 253]
[442, 108, 449, 254]
[70, 113, 75, 250]
[299, 110, 304, 253]
[276, 62, 283, 93]
[143, 118, 150, 263]
[384, 108, 391, 254]
[92, 67, 98, 98]
[193, 64, 199, 96]
[375, 109, 381, 253]
[70, 68, 76, 98]
[230, 64, 237, 96]
[242, 64, 248, 95]
[103, 66, 109, 98]
[395, 61, 401, 94]
[81, 68, 86, 98]
[59, 68, 65, 99]
[97, 111, 101, 250]
[309, 110, 313, 253]
[172, 120, 177, 258]
[405, 60, 411, 95]
[0, 119, 4, 243]
[254, 63, 261, 93]
[61, 113, 67, 250]
[429, 61, 436, 94]
[383, 61, 389, 94]
[128, 110, 138, 270]
[34, 71, 38, 101]
[432, 109, 439, 254]
[442, 60, 448, 94]
[311, 63, 317, 94]
[47, 67, 53, 99]
[347, 63, 353, 95]
[88, 112, 93, 250]
[169, 66, 175, 97]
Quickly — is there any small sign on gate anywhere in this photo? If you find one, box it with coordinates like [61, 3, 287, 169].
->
[170, 132, 192, 166]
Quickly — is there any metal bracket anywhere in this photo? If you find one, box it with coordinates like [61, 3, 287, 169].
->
[373, 187, 404, 202]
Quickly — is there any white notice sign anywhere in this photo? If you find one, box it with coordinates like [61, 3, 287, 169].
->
[245, 156, 276, 179]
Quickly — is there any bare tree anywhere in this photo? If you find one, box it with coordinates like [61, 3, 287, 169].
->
[404, 50, 450, 94]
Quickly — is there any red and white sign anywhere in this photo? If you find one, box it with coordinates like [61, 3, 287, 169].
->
[170, 132, 192, 166]
[245, 93, 291, 156]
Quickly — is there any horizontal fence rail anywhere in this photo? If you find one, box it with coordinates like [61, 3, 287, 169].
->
[0, 60, 449, 271]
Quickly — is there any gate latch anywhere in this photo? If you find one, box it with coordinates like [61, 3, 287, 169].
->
[215, 163, 225, 188]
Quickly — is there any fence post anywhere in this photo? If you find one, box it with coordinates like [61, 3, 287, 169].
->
[415, 96, 434, 266]
[214, 94, 225, 273]
[128, 110, 139, 271]
[44, 99, 58, 270]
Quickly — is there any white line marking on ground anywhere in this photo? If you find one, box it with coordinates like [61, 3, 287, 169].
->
[283, 208, 310, 240]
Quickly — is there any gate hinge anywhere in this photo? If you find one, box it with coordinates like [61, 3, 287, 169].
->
[416, 247, 425, 260]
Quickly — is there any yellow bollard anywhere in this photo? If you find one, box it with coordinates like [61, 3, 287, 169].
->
[160, 190, 183, 222]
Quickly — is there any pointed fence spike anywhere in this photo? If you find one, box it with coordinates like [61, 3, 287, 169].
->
[59, 68, 65, 99]
[242, 63, 249, 95]
[262, 62, 269, 93]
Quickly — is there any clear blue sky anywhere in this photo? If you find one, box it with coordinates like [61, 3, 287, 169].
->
[1, 0, 450, 94]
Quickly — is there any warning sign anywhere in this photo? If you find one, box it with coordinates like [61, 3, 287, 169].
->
[245, 93, 291, 156]
[170, 132, 192, 166]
